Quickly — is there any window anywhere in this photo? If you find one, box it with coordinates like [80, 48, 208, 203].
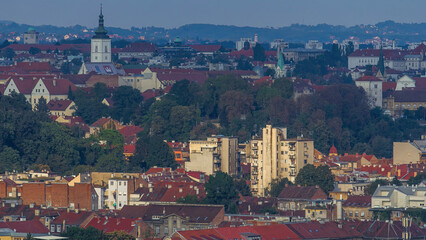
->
[281, 151, 284, 155]
[50, 224, 55, 232]
[361, 211, 365, 217]
[95, 46, 98, 52]
[105, 46, 108, 52]
[355, 211, 359, 217]
[119, 182, 121, 186]
[155, 226, 160, 234]
[110, 181, 114, 185]
[124, 182, 126, 186]
[304, 160, 307, 164]
[164, 226, 169, 235]
[57, 225, 61, 232]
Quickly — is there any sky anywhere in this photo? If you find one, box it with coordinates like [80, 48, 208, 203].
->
[1, 0, 425, 29]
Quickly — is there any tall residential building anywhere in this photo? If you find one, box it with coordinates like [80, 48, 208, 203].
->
[393, 140, 426, 164]
[187, 136, 239, 176]
[249, 125, 314, 196]
[91, 6, 111, 63]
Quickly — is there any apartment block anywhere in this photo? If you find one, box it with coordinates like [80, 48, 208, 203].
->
[249, 125, 314, 196]
[187, 136, 239, 176]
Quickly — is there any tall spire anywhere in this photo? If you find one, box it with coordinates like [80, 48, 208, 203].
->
[93, 3, 109, 39]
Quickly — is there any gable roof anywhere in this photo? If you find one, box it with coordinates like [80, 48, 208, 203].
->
[51, 211, 93, 225]
[47, 99, 74, 111]
[0, 220, 49, 234]
[356, 75, 382, 82]
[342, 195, 371, 207]
[278, 186, 327, 200]
[190, 45, 221, 53]
[85, 216, 145, 234]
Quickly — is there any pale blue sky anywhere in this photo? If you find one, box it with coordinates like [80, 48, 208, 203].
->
[1, 0, 425, 28]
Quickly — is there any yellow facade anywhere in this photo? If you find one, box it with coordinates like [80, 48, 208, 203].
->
[249, 125, 314, 196]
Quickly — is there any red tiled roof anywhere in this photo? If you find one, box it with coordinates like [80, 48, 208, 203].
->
[85, 216, 144, 234]
[0, 220, 49, 234]
[278, 186, 327, 200]
[190, 45, 221, 53]
[356, 75, 382, 82]
[51, 211, 93, 225]
[123, 144, 136, 154]
[146, 167, 172, 174]
[47, 99, 73, 111]
[287, 221, 362, 239]
[42, 78, 77, 95]
[0, 178, 17, 186]
[118, 125, 143, 137]
[342, 195, 371, 207]
[382, 82, 396, 91]
[119, 42, 158, 53]
[229, 48, 254, 58]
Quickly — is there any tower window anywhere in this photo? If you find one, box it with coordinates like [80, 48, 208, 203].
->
[105, 46, 108, 52]
[95, 46, 98, 52]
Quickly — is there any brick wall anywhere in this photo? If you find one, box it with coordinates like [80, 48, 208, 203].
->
[46, 184, 69, 208]
[22, 183, 46, 205]
[70, 183, 92, 210]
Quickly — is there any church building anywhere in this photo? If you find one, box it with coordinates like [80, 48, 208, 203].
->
[79, 6, 124, 75]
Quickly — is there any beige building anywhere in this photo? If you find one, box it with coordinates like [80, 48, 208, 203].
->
[372, 185, 426, 209]
[119, 68, 164, 93]
[249, 125, 314, 196]
[186, 136, 239, 176]
[393, 140, 426, 164]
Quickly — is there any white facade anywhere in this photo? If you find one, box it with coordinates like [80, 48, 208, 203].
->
[395, 75, 416, 91]
[372, 185, 426, 209]
[119, 68, 164, 93]
[305, 40, 323, 50]
[91, 38, 111, 63]
[23, 29, 39, 44]
[107, 179, 128, 210]
[355, 79, 382, 108]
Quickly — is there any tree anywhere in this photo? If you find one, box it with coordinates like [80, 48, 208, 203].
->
[95, 129, 124, 149]
[131, 134, 176, 171]
[1, 47, 15, 59]
[265, 178, 292, 197]
[234, 179, 251, 196]
[25, 233, 33, 240]
[219, 90, 254, 125]
[364, 179, 388, 195]
[61, 226, 105, 240]
[407, 172, 426, 186]
[34, 97, 50, 122]
[176, 194, 201, 204]
[111, 86, 143, 124]
[106, 231, 135, 240]
[204, 172, 238, 212]
[253, 43, 265, 61]
[29, 47, 41, 55]
[391, 176, 402, 186]
[295, 164, 334, 194]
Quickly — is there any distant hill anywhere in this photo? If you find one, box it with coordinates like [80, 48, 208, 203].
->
[2, 20, 426, 43]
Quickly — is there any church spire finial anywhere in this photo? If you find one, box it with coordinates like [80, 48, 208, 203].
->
[93, 3, 108, 39]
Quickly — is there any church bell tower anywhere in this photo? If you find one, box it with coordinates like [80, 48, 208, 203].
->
[91, 5, 111, 63]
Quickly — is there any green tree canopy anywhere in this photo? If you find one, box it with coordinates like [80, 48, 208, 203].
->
[265, 178, 293, 197]
[295, 164, 334, 194]
[204, 172, 238, 212]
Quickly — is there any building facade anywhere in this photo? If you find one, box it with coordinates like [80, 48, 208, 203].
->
[249, 125, 314, 196]
[187, 136, 239, 176]
[90, 7, 111, 63]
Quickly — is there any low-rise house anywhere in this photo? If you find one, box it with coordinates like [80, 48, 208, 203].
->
[173, 224, 302, 240]
[0, 220, 50, 238]
[342, 195, 372, 221]
[83, 216, 152, 239]
[119, 203, 225, 237]
[277, 185, 329, 211]
[47, 99, 76, 117]
[372, 185, 426, 209]
[50, 211, 95, 235]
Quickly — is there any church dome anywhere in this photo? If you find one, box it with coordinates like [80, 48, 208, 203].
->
[329, 144, 337, 155]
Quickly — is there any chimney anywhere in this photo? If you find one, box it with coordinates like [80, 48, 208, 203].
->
[53, 80, 56, 87]
[336, 200, 343, 220]
[35, 209, 40, 216]
[315, 185, 319, 188]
